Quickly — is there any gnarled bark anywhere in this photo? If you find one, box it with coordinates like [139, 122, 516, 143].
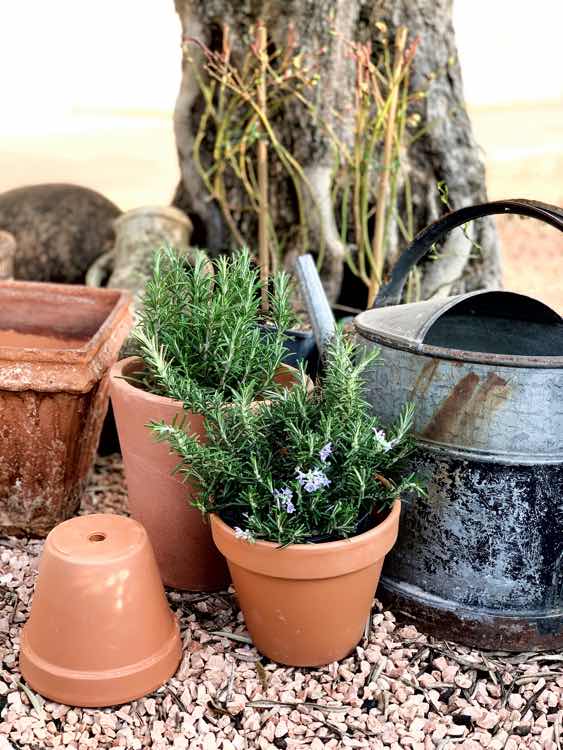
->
[172, 0, 501, 305]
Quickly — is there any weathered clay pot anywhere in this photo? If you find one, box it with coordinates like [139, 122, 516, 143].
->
[0, 183, 120, 283]
[0, 281, 132, 536]
[109, 357, 230, 591]
[86, 206, 193, 306]
[20, 513, 182, 707]
[210, 501, 401, 667]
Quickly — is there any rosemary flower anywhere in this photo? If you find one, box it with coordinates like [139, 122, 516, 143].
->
[373, 428, 398, 453]
[296, 468, 331, 493]
[319, 442, 333, 463]
[234, 527, 254, 542]
[273, 487, 296, 514]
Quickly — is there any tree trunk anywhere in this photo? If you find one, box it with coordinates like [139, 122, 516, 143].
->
[172, 0, 501, 305]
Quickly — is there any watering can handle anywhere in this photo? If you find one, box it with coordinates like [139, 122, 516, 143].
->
[374, 198, 563, 308]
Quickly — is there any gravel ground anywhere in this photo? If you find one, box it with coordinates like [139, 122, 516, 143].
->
[0, 455, 561, 750]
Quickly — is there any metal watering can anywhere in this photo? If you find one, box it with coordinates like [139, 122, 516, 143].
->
[355, 199, 563, 651]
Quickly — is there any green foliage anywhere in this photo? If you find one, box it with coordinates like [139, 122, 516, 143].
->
[132, 246, 297, 412]
[152, 332, 424, 546]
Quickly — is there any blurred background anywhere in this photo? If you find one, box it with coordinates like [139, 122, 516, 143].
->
[0, 0, 561, 308]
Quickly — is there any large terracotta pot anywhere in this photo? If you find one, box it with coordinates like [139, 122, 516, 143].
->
[109, 357, 230, 591]
[20, 514, 182, 707]
[110, 358, 307, 591]
[210, 501, 401, 667]
[0, 281, 132, 536]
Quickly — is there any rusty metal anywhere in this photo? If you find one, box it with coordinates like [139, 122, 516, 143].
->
[355, 198, 563, 651]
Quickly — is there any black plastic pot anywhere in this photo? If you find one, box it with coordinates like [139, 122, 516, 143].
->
[259, 325, 318, 376]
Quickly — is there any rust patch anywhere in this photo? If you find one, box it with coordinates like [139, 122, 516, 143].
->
[422, 373, 480, 441]
[423, 372, 510, 443]
[457, 373, 509, 441]
[409, 359, 440, 401]
[381, 585, 563, 651]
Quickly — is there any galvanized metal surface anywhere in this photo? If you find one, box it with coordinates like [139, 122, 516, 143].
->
[359, 338, 563, 650]
[356, 290, 563, 367]
[356, 198, 563, 651]
[382, 580, 563, 652]
[360, 345, 563, 465]
[294, 253, 336, 355]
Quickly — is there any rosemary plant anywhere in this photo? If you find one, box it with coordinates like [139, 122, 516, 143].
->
[152, 332, 424, 546]
[132, 246, 296, 412]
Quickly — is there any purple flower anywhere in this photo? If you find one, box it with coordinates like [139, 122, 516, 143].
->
[319, 442, 333, 463]
[274, 487, 296, 514]
[296, 467, 331, 493]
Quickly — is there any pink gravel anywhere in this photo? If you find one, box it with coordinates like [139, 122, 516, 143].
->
[0, 455, 561, 749]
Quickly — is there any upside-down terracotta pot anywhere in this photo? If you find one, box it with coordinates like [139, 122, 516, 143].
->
[211, 500, 401, 667]
[110, 358, 306, 592]
[0, 281, 132, 536]
[20, 513, 182, 707]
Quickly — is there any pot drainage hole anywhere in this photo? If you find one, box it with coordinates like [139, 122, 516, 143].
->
[89, 532, 107, 543]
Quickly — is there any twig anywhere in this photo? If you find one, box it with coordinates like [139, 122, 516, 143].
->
[248, 699, 348, 714]
[368, 657, 387, 685]
[521, 682, 549, 720]
[164, 685, 188, 713]
[210, 630, 253, 645]
[216, 660, 236, 705]
[514, 671, 563, 686]
[368, 26, 408, 306]
[2, 670, 45, 724]
[256, 21, 270, 311]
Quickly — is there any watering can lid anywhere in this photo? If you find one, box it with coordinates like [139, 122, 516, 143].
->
[355, 290, 563, 368]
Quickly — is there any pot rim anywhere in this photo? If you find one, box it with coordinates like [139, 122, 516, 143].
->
[110, 356, 189, 410]
[0, 281, 132, 363]
[211, 500, 400, 553]
[113, 205, 192, 229]
[110, 356, 308, 410]
[210, 500, 401, 580]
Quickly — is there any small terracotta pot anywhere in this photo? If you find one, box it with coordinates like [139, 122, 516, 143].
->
[210, 501, 401, 667]
[20, 513, 182, 707]
[109, 357, 229, 591]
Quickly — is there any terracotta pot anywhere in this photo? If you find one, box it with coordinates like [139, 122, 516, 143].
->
[210, 501, 401, 667]
[0, 281, 132, 536]
[20, 513, 182, 707]
[109, 358, 307, 591]
[109, 356, 230, 591]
